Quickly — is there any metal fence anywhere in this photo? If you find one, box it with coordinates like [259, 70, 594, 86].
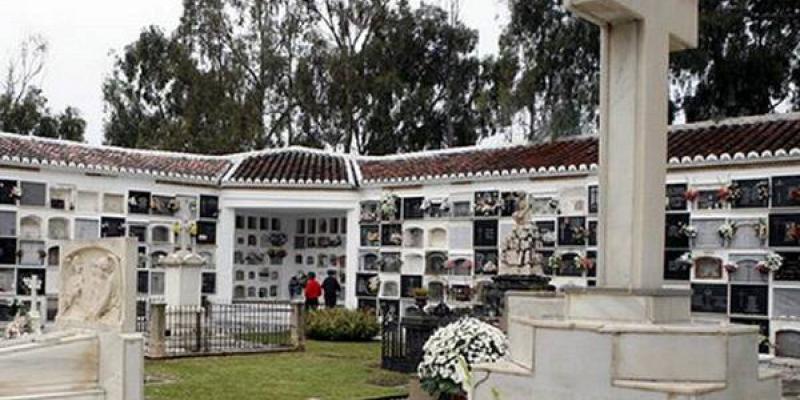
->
[138, 301, 301, 358]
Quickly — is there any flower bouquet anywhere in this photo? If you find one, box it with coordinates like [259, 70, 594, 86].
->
[418, 317, 508, 399]
[757, 252, 783, 274]
[718, 222, 737, 246]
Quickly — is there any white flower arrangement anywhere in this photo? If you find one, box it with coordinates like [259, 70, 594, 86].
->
[717, 221, 737, 244]
[418, 317, 508, 397]
[679, 224, 698, 239]
[758, 252, 784, 273]
[678, 251, 693, 265]
[380, 193, 399, 219]
[548, 255, 561, 270]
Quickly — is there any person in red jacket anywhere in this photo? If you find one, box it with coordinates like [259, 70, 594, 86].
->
[304, 271, 322, 310]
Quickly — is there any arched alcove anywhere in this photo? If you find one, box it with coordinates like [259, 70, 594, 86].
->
[48, 217, 70, 240]
[233, 285, 245, 298]
[151, 225, 171, 244]
[428, 227, 448, 249]
[20, 215, 42, 239]
[381, 281, 399, 298]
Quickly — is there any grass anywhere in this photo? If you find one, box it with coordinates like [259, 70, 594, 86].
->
[145, 340, 410, 400]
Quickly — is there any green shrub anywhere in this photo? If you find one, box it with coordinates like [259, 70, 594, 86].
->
[305, 308, 380, 341]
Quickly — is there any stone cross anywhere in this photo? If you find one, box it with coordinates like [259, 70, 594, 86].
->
[23, 275, 42, 334]
[565, 0, 698, 290]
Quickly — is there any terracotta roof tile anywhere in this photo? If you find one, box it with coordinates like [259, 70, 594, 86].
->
[0, 133, 231, 181]
[227, 148, 353, 186]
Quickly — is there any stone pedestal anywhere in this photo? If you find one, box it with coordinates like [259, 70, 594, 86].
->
[473, 290, 782, 399]
[160, 250, 205, 308]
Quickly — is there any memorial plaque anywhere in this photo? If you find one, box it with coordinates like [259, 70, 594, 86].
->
[694, 256, 723, 279]
[558, 217, 586, 246]
[475, 250, 498, 275]
[400, 275, 423, 298]
[356, 273, 379, 297]
[19, 216, 42, 239]
[403, 253, 423, 274]
[588, 185, 599, 214]
[451, 257, 473, 276]
[536, 221, 557, 247]
[199, 195, 219, 219]
[691, 284, 728, 313]
[0, 180, 16, 204]
[776, 330, 800, 358]
[558, 252, 583, 277]
[358, 298, 377, 314]
[693, 218, 725, 249]
[773, 288, 800, 318]
[501, 192, 526, 217]
[730, 219, 764, 249]
[665, 213, 691, 248]
[428, 281, 445, 302]
[474, 191, 501, 217]
[247, 216, 258, 230]
[77, 191, 99, 213]
[405, 227, 424, 248]
[197, 221, 217, 245]
[360, 201, 379, 223]
[775, 252, 800, 281]
[18, 240, 45, 266]
[128, 225, 147, 242]
[202, 274, 216, 294]
[75, 219, 99, 240]
[128, 191, 151, 214]
[729, 255, 768, 283]
[101, 217, 126, 238]
[664, 250, 691, 280]
[665, 184, 688, 211]
[150, 272, 165, 295]
[587, 221, 598, 247]
[731, 179, 769, 208]
[402, 197, 424, 220]
[769, 214, 800, 247]
[360, 225, 380, 247]
[0, 268, 13, 293]
[772, 175, 800, 208]
[259, 217, 269, 231]
[425, 251, 448, 275]
[449, 285, 472, 302]
[0, 238, 16, 265]
[20, 182, 46, 206]
[696, 190, 724, 210]
[531, 197, 558, 215]
[360, 252, 379, 271]
[474, 220, 498, 247]
[379, 299, 400, 318]
[150, 195, 176, 216]
[451, 201, 471, 218]
[730, 285, 768, 316]
[380, 253, 402, 273]
[730, 318, 770, 354]
[16, 268, 45, 296]
[0, 211, 16, 237]
[586, 250, 597, 278]
[381, 224, 403, 246]
[381, 281, 399, 298]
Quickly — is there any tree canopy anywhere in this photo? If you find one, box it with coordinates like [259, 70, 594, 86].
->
[1, 35, 86, 141]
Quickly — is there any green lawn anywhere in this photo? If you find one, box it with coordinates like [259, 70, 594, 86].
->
[145, 340, 410, 400]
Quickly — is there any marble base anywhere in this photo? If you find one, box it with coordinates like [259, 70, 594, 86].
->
[473, 292, 782, 400]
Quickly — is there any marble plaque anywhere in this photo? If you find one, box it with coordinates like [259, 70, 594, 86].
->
[471, 220, 495, 247]
[360, 225, 380, 247]
[103, 193, 125, 214]
[769, 214, 800, 247]
[0, 211, 15, 236]
[403, 253, 424, 275]
[691, 284, 727, 313]
[536, 221, 556, 247]
[379, 299, 400, 318]
[558, 217, 586, 246]
[199, 195, 219, 219]
[402, 197, 424, 219]
[425, 251, 447, 275]
[731, 179, 769, 208]
[531, 197, 558, 216]
[0, 268, 13, 293]
[694, 256, 723, 279]
[150, 195, 176, 216]
[20, 216, 42, 239]
[588, 185, 599, 214]
[0, 238, 16, 265]
[776, 330, 800, 358]
[696, 190, 724, 210]
[75, 219, 100, 240]
[501, 192, 526, 217]
[475, 250, 498, 275]
[663, 250, 691, 281]
[20, 181, 46, 206]
[0, 180, 16, 204]
[665, 213, 691, 248]
[128, 191, 151, 214]
[730, 285, 768, 316]
[202, 272, 216, 294]
[729, 255, 768, 283]
[558, 252, 582, 277]
[19, 240, 45, 266]
[360, 201, 379, 223]
[400, 275, 423, 298]
[380, 252, 402, 273]
[16, 268, 45, 296]
[381, 281, 399, 298]
[730, 219, 764, 248]
[693, 218, 725, 249]
[773, 288, 800, 318]
[665, 184, 688, 211]
[771, 175, 800, 207]
[451, 201, 471, 218]
[76, 191, 99, 213]
[197, 221, 217, 245]
[49, 217, 70, 240]
[775, 252, 800, 281]
[360, 252, 379, 271]
[559, 186, 586, 214]
[404, 227, 424, 248]
[381, 224, 402, 246]
[474, 191, 501, 217]
[101, 217, 126, 238]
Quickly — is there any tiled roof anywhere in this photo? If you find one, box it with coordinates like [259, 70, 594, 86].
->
[359, 113, 800, 184]
[225, 148, 355, 187]
[0, 133, 232, 182]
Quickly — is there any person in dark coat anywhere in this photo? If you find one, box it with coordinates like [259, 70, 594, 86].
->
[321, 270, 341, 308]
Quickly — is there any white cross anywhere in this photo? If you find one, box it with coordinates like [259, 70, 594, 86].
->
[23, 275, 43, 334]
[566, 0, 698, 290]
[23, 275, 41, 301]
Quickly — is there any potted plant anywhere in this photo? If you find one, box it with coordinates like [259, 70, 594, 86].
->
[418, 317, 508, 400]
[413, 287, 429, 310]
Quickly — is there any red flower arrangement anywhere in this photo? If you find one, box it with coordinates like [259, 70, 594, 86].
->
[717, 186, 731, 202]
[683, 189, 699, 202]
[791, 188, 800, 202]
[724, 263, 737, 273]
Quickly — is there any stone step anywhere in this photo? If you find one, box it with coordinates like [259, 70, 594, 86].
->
[0, 389, 105, 400]
[613, 379, 726, 396]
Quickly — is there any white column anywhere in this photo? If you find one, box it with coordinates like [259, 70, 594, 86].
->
[215, 206, 236, 303]
[345, 207, 360, 308]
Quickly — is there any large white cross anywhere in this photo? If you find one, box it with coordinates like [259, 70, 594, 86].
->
[566, 0, 698, 290]
[23, 274, 43, 334]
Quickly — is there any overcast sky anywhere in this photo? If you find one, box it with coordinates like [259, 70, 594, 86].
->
[0, 0, 507, 145]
